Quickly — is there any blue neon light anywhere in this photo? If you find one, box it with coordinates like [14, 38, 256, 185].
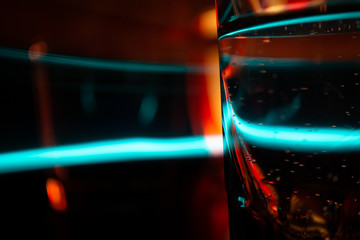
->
[0, 47, 216, 74]
[219, 11, 360, 39]
[237, 196, 246, 207]
[0, 136, 222, 174]
[233, 114, 360, 152]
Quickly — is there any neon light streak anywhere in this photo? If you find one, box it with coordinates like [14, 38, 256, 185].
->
[233, 114, 360, 152]
[0, 135, 223, 174]
[219, 11, 360, 39]
[0, 47, 216, 74]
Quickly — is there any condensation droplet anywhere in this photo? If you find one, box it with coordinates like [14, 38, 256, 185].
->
[276, 176, 281, 181]
[285, 148, 290, 153]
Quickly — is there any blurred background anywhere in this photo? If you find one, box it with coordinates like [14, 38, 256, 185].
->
[0, 0, 227, 239]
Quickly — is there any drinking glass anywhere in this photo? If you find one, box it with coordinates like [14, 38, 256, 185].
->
[216, 1, 360, 239]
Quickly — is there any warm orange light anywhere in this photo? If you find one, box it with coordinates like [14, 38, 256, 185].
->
[46, 178, 67, 211]
[197, 8, 217, 39]
[203, 47, 222, 135]
[271, 205, 278, 212]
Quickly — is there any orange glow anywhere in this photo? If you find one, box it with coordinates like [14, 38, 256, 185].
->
[245, 0, 325, 14]
[271, 205, 278, 212]
[203, 47, 222, 136]
[196, 8, 217, 39]
[28, 41, 48, 61]
[46, 178, 67, 211]
[187, 46, 221, 150]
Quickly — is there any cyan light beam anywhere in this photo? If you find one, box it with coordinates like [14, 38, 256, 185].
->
[219, 11, 360, 39]
[0, 135, 222, 174]
[0, 46, 216, 74]
[233, 114, 360, 152]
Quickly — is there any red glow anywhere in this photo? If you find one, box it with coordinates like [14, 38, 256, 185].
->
[271, 205, 278, 212]
[46, 178, 67, 211]
[31, 41, 56, 147]
[286, 0, 312, 11]
[223, 75, 279, 217]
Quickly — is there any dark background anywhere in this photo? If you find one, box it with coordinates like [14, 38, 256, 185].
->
[0, 0, 228, 239]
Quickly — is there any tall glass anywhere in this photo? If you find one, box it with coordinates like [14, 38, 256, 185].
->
[216, 1, 360, 239]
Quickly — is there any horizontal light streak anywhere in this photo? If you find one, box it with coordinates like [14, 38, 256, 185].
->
[0, 46, 217, 74]
[219, 11, 360, 40]
[233, 114, 360, 152]
[0, 135, 223, 174]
